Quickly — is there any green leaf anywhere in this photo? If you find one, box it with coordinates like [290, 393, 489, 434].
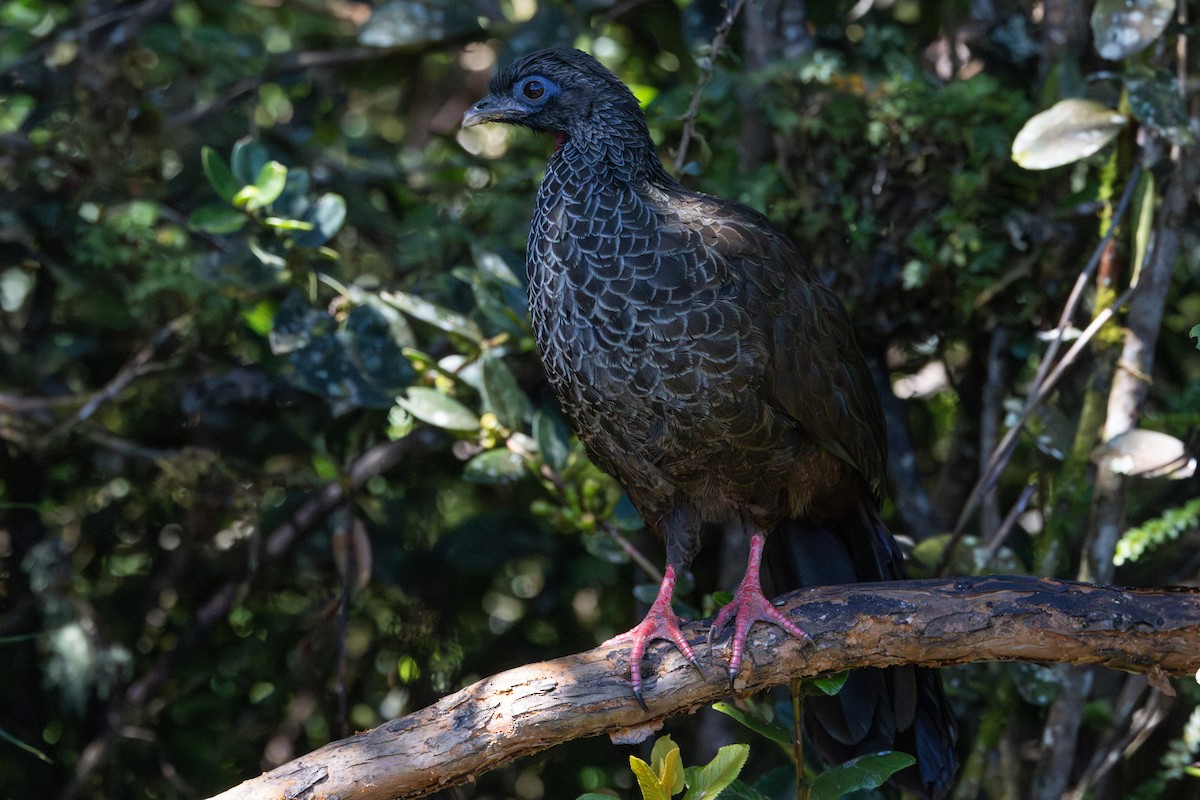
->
[201, 145, 241, 202]
[380, 289, 484, 344]
[232, 185, 259, 208]
[240, 299, 275, 336]
[682, 743, 749, 800]
[1091, 0, 1175, 61]
[230, 136, 268, 185]
[245, 161, 288, 211]
[811, 671, 850, 697]
[631, 755, 673, 800]
[462, 448, 526, 484]
[1012, 99, 1127, 170]
[651, 736, 685, 796]
[712, 701, 793, 750]
[293, 192, 347, 247]
[188, 204, 247, 234]
[398, 387, 479, 432]
[583, 531, 632, 564]
[533, 408, 570, 472]
[472, 247, 522, 287]
[1131, 170, 1155, 284]
[481, 352, 529, 429]
[262, 217, 315, 231]
[712, 781, 771, 800]
[1127, 68, 1195, 146]
[807, 751, 916, 800]
[1113, 497, 1200, 565]
[340, 300, 416, 393]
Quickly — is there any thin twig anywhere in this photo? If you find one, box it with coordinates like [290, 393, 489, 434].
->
[600, 520, 663, 583]
[980, 481, 1036, 569]
[940, 283, 1139, 574]
[947, 166, 1142, 542]
[673, 0, 748, 174]
[48, 310, 197, 441]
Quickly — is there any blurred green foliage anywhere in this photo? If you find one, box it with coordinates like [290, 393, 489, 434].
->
[1, 1, 1198, 799]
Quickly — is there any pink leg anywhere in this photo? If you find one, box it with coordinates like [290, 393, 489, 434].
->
[708, 531, 808, 686]
[603, 564, 699, 709]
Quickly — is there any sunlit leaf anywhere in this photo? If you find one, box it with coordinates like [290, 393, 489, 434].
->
[650, 736, 685, 796]
[398, 387, 479, 431]
[807, 751, 916, 800]
[294, 193, 347, 247]
[245, 161, 288, 211]
[682, 743, 749, 800]
[201, 145, 241, 202]
[262, 217, 315, 231]
[1091, 0, 1175, 61]
[1131, 170, 1155, 283]
[472, 247, 523, 287]
[240, 299, 275, 336]
[1093, 429, 1196, 479]
[1114, 498, 1200, 566]
[462, 448, 526, 484]
[380, 289, 484, 344]
[1012, 99, 1127, 169]
[630, 754, 672, 800]
[811, 671, 850, 697]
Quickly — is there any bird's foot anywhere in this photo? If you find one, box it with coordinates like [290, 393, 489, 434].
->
[603, 565, 699, 710]
[707, 577, 808, 691]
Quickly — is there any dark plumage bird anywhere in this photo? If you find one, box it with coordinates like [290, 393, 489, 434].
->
[463, 48, 957, 797]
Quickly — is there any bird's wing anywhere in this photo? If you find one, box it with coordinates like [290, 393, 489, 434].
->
[659, 189, 888, 497]
[765, 257, 888, 497]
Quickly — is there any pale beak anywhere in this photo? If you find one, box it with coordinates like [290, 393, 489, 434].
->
[462, 94, 523, 128]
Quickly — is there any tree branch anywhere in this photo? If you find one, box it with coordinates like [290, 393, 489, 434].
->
[207, 575, 1200, 800]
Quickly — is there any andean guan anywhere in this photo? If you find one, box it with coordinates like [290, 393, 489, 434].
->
[463, 48, 957, 797]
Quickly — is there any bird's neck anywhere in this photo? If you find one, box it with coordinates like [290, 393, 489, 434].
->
[550, 128, 668, 189]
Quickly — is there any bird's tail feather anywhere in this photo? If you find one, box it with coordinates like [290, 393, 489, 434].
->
[763, 511, 957, 799]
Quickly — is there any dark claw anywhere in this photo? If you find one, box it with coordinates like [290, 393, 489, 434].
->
[634, 685, 648, 711]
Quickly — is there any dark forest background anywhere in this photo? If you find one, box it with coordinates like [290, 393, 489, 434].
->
[1, 1, 1198, 798]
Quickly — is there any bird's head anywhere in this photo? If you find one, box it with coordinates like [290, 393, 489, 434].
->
[462, 48, 646, 142]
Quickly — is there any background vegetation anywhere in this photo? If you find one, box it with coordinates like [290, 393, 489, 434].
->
[1, 0, 1197, 798]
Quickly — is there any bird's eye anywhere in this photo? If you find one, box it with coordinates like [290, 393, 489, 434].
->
[523, 80, 545, 100]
